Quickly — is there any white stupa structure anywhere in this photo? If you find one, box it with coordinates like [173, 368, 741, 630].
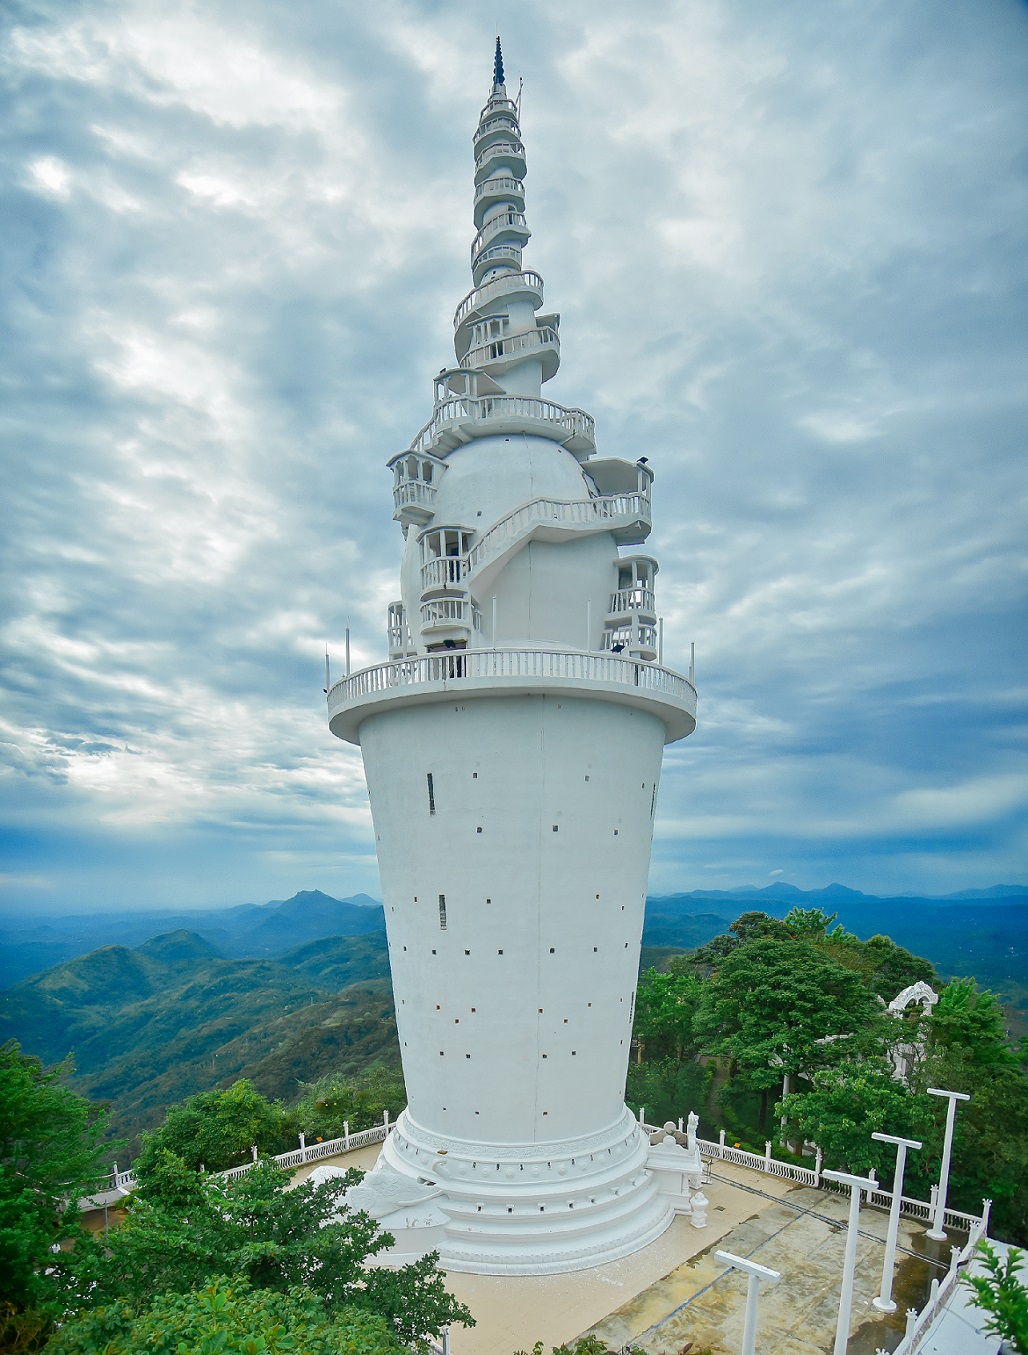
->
[325, 41, 698, 1274]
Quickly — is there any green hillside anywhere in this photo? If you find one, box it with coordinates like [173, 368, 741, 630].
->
[0, 929, 397, 1147]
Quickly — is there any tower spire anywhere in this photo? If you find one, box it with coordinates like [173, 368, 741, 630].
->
[493, 36, 504, 89]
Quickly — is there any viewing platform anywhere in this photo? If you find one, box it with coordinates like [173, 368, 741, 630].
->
[404, 393, 596, 460]
[327, 647, 697, 745]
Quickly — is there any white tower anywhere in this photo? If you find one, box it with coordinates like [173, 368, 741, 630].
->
[326, 42, 697, 1275]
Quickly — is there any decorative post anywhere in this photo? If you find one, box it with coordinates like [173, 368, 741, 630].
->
[714, 1250, 781, 1355]
[870, 1132, 922, 1312]
[383, 1108, 390, 1132]
[251, 1145, 258, 1162]
[344, 1119, 350, 1150]
[719, 1128, 727, 1150]
[814, 1145, 823, 1186]
[638, 1106, 646, 1125]
[822, 1168, 877, 1355]
[764, 1140, 772, 1167]
[926, 1087, 970, 1240]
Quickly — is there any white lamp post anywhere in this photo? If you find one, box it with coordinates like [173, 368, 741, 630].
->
[823, 1168, 877, 1355]
[870, 1132, 922, 1312]
[714, 1250, 781, 1355]
[925, 1087, 970, 1241]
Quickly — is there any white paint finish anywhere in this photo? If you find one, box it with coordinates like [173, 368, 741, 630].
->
[361, 693, 663, 1145]
[326, 61, 696, 1273]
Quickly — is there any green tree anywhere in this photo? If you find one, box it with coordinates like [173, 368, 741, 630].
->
[960, 1242, 1028, 1355]
[59, 1155, 472, 1348]
[633, 968, 703, 1065]
[49, 1275, 405, 1355]
[695, 938, 881, 1132]
[689, 912, 796, 971]
[926, 979, 1021, 1076]
[295, 1064, 407, 1142]
[0, 1041, 116, 1313]
[778, 1063, 933, 1176]
[133, 1080, 289, 1178]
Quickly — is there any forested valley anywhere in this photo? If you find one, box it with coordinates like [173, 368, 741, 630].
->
[2, 904, 1027, 1352]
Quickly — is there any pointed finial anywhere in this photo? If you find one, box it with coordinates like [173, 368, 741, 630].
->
[493, 36, 504, 88]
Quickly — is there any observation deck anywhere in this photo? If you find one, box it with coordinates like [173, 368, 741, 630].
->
[327, 648, 697, 746]
[402, 393, 596, 461]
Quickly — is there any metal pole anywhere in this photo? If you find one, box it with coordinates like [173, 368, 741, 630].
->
[926, 1088, 970, 1240]
[324, 647, 330, 692]
[823, 1169, 877, 1355]
[586, 599, 592, 650]
[344, 626, 351, 677]
[714, 1250, 781, 1355]
[871, 1132, 922, 1312]
[491, 595, 497, 648]
[658, 617, 664, 665]
[689, 640, 695, 684]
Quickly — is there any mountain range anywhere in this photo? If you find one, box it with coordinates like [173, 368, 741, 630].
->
[1, 883, 1024, 1148]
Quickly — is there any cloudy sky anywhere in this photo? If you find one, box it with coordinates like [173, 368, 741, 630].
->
[2, 0, 1026, 913]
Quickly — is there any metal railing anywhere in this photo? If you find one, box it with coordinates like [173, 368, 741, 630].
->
[453, 270, 544, 330]
[460, 324, 559, 372]
[327, 648, 695, 709]
[406, 394, 594, 457]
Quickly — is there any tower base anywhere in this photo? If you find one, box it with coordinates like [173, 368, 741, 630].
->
[310, 1105, 677, 1275]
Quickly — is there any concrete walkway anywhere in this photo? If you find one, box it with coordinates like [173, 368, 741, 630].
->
[289, 1144, 984, 1355]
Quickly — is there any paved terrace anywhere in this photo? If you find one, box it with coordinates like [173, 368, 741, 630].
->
[282, 1145, 995, 1355]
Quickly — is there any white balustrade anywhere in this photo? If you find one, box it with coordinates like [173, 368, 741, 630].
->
[474, 139, 525, 176]
[328, 648, 696, 710]
[392, 480, 436, 514]
[453, 270, 544, 330]
[464, 489, 650, 577]
[460, 324, 559, 372]
[420, 597, 473, 630]
[609, 587, 656, 615]
[474, 176, 524, 207]
[406, 394, 595, 457]
[471, 210, 530, 262]
[88, 1119, 395, 1201]
[421, 556, 469, 591]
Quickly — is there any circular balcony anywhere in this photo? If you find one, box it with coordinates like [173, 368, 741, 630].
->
[472, 211, 530, 270]
[327, 648, 696, 746]
[405, 393, 596, 460]
[474, 176, 526, 229]
[472, 244, 524, 285]
[474, 112, 521, 154]
[460, 323, 560, 384]
[474, 140, 527, 184]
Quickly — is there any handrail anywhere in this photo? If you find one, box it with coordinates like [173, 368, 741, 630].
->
[86, 1120, 395, 1202]
[475, 140, 524, 175]
[464, 490, 650, 577]
[610, 587, 656, 614]
[460, 325, 559, 371]
[418, 490, 648, 595]
[406, 394, 594, 457]
[453, 270, 544, 330]
[327, 648, 695, 710]
[475, 112, 519, 142]
[471, 210, 530, 262]
[474, 176, 524, 206]
[473, 244, 523, 274]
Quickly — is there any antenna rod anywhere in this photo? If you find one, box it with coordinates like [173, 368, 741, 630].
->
[345, 626, 351, 678]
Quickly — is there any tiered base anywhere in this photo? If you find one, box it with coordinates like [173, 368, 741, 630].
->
[312, 1105, 675, 1275]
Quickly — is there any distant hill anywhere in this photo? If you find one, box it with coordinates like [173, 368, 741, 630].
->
[0, 928, 396, 1147]
[0, 890, 385, 987]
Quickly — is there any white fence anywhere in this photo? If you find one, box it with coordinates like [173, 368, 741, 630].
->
[327, 647, 696, 710]
[881, 1206, 992, 1355]
[87, 1114, 393, 1202]
[671, 1127, 982, 1234]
